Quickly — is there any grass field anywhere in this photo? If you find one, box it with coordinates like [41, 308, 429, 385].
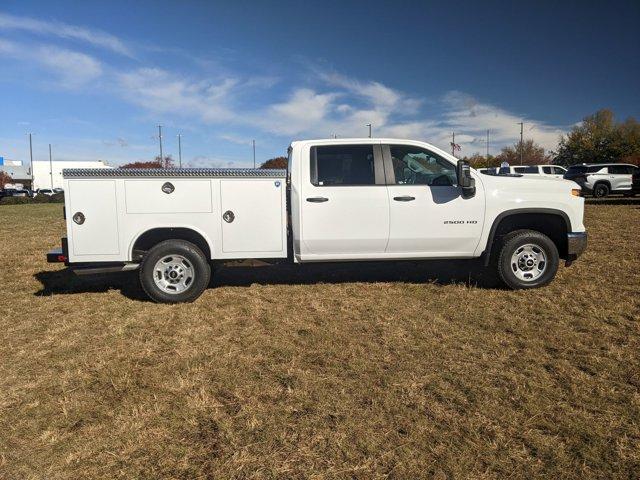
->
[1, 201, 639, 479]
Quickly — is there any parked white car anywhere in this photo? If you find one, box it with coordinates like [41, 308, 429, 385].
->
[47, 138, 587, 303]
[478, 165, 567, 178]
[563, 163, 638, 197]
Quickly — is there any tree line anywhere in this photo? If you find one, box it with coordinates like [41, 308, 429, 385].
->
[4, 108, 635, 187]
[461, 109, 640, 169]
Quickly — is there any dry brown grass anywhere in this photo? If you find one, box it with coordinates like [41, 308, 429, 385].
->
[0, 200, 639, 479]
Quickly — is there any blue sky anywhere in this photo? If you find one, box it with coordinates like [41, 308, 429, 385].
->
[1, 1, 638, 167]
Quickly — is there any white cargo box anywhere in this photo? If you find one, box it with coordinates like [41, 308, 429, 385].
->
[62, 168, 288, 263]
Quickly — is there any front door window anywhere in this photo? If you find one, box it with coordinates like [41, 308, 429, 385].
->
[388, 145, 457, 186]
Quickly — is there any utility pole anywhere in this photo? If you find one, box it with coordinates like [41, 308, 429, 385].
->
[157, 125, 164, 167]
[486, 129, 490, 161]
[517, 122, 524, 165]
[177, 133, 182, 168]
[252, 139, 256, 168]
[366, 123, 372, 138]
[49, 143, 53, 189]
[451, 132, 455, 156]
[27, 133, 34, 190]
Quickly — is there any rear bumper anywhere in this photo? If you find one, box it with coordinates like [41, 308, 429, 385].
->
[47, 237, 69, 265]
[566, 232, 587, 264]
[47, 236, 139, 274]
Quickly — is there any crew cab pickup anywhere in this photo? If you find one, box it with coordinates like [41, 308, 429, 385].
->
[47, 138, 587, 303]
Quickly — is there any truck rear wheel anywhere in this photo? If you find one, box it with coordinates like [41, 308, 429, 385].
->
[497, 229, 559, 289]
[139, 239, 211, 303]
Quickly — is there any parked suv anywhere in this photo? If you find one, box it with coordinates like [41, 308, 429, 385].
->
[563, 163, 638, 198]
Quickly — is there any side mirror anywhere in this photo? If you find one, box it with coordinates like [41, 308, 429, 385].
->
[456, 160, 476, 199]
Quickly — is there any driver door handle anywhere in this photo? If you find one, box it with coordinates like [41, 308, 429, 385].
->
[306, 196, 329, 203]
[393, 195, 415, 202]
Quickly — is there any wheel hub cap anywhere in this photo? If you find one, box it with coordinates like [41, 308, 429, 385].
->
[153, 255, 195, 294]
[511, 244, 547, 282]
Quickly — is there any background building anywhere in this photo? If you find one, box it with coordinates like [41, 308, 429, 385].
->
[31, 160, 110, 190]
[1, 158, 110, 190]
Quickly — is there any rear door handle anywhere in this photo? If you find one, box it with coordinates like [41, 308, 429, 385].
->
[393, 196, 415, 202]
[306, 197, 329, 203]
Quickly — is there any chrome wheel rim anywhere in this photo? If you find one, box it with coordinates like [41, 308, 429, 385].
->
[153, 254, 195, 294]
[510, 243, 547, 282]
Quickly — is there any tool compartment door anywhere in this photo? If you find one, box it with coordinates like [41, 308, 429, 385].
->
[67, 179, 120, 257]
[220, 179, 285, 254]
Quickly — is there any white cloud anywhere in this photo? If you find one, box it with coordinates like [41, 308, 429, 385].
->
[115, 68, 236, 121]
[218, 133, 251, 145]
[255, 89, 338, 136]
[441, 91, 566, 154]
[0, 38, 102, 86]
[0, 12, 132, 56]
[320, 71, 420, 112]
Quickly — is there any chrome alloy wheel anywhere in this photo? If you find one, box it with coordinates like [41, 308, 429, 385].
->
[153, 254, 195, 294]
[510, 243, 547, 282]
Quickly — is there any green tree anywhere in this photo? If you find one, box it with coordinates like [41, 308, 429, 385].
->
[553, 109, 640, 166]
[461, 153, 499, 169]
[121, 155, 175, 169]
[0, 171, 13, 188]
[496, 139, 551, 165]
[260, 156, 288, 169]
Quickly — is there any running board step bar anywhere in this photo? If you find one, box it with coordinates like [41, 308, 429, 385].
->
[72, 263, 140, 276]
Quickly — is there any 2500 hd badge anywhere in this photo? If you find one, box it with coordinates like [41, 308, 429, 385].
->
[444, 220, 478, 224]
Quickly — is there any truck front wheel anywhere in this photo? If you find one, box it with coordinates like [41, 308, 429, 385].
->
[139, 239, 211, 303]
[496, 230, 559, 289]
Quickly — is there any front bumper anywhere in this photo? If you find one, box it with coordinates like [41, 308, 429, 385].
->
[566, 232, 587, 264]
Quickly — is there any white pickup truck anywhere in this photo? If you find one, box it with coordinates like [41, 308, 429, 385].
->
[47, 138, 587, 303]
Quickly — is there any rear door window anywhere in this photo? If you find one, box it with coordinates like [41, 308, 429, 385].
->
[610, 165, 633, 175]
[311, 145, 377, 186]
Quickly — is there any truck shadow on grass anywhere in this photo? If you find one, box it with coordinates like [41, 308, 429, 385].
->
[34, 268, 148, 301]
[34, 259, 502, 301]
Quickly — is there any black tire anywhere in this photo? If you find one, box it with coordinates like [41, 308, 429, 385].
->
[592, 183, 610, 198]
[497, 229, 559, 289]
[139, 239, 211, 303]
